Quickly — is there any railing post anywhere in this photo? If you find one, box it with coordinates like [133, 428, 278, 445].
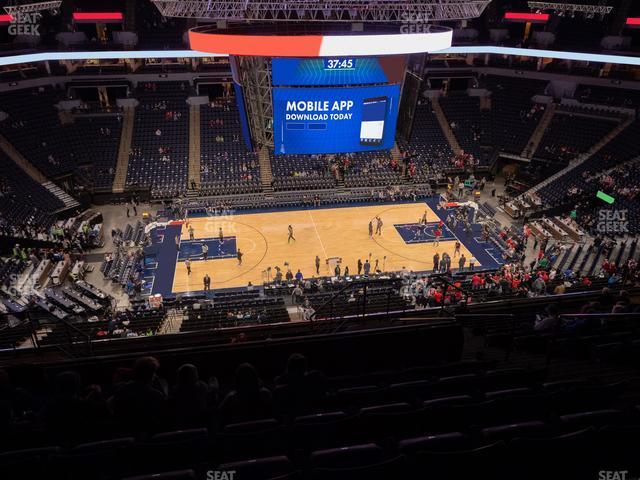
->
[26, 311, 40, 350]
[386, 289, 391, 321]
[362, 282, 368, 318]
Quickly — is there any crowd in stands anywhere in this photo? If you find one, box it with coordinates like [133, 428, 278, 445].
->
[534, 113, 618, 164]
[0, 87, 124, 190]
[398, 100, 454, 179]
[576, 85, 640, 109]
[199, 98, 260, 196]
[2, 332, 640, 479]
[72, 116, 123, 189]
[126, 82, 190, 198]
[482, 75, 547, 155]
[538, 118, 640, 234]
[0, 152, 63, 237]
[0, 354, 336, 445]
[440, 94, 487, 159]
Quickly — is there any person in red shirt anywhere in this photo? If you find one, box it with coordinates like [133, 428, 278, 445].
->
[434, 228, 442, 247]
[433, 290, 443, 305]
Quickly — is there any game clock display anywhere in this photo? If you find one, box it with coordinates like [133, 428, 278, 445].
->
[324, 58, 356, 70]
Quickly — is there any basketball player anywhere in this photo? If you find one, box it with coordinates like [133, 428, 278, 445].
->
[288, 225, 296, 243]
[188, 225, 195, 241]
[454, 241, 461, 257]
[375, 217, 383, 236]
[185, 258, 191, 275]
[315, 255, 321, 275]
[202, 243, 209, 261]
[237, 249, 243, 266]
[420, 210, 428, 225]
[218, 227, 224, 244]
[368, 220, 373, 238]
[434, 228, 442, 247]
[412, 223, 422, 242]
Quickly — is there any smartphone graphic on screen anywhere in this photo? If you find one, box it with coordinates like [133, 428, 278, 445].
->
[360, 96, 388, 146]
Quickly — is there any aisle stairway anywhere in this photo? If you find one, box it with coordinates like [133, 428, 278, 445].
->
[0, 133, 79, 211]
[391, 142, 404, 175]
[43, 181, 80, 211]
[522, 102, 556, 159]
[188, 104, 201, 192]
[259, 146, 273, 193]
[431, 97, 462, 155]
[0, 133, 47, 183]
[112, 107, 135, 193]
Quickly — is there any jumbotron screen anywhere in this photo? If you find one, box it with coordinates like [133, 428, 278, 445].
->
[272, 56, 405, 154]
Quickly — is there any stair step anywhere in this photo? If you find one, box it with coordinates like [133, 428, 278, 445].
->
[431, 97, 462, 156]
[522, 103, 555, 159]
[43, 181, 80, 210]
[112, 107, 135, 193]
[188, 104, 201, 190]
[258, 146, 273, 191]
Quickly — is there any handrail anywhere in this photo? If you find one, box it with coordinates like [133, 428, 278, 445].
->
[35, 313, 94, 357]
[310, 278, 401, 322]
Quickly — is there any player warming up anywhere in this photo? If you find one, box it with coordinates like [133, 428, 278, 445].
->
[288, 224, 296, 243]
[375, 216, 383, 236]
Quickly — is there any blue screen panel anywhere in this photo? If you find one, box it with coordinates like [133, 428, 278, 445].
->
[273, 84, 400, 154]
[272, 57, 389, 86]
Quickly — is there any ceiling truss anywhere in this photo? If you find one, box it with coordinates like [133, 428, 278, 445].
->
[527, 2, 614, 15]
[151, 1, 491, 22]
[3, 1, 62, 16]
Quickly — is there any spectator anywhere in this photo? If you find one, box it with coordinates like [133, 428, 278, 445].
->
[42, 371, 111, 444]
[534, 304, 560, 331]
[219, 363, 273, 425]
[169, 363, 215, 429]
[111, 356, 168, 434]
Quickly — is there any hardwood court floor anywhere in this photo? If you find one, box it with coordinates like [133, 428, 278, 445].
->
[172, 202, 478, 292]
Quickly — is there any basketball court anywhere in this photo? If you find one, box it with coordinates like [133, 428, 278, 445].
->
[149, 199, 503, 294]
